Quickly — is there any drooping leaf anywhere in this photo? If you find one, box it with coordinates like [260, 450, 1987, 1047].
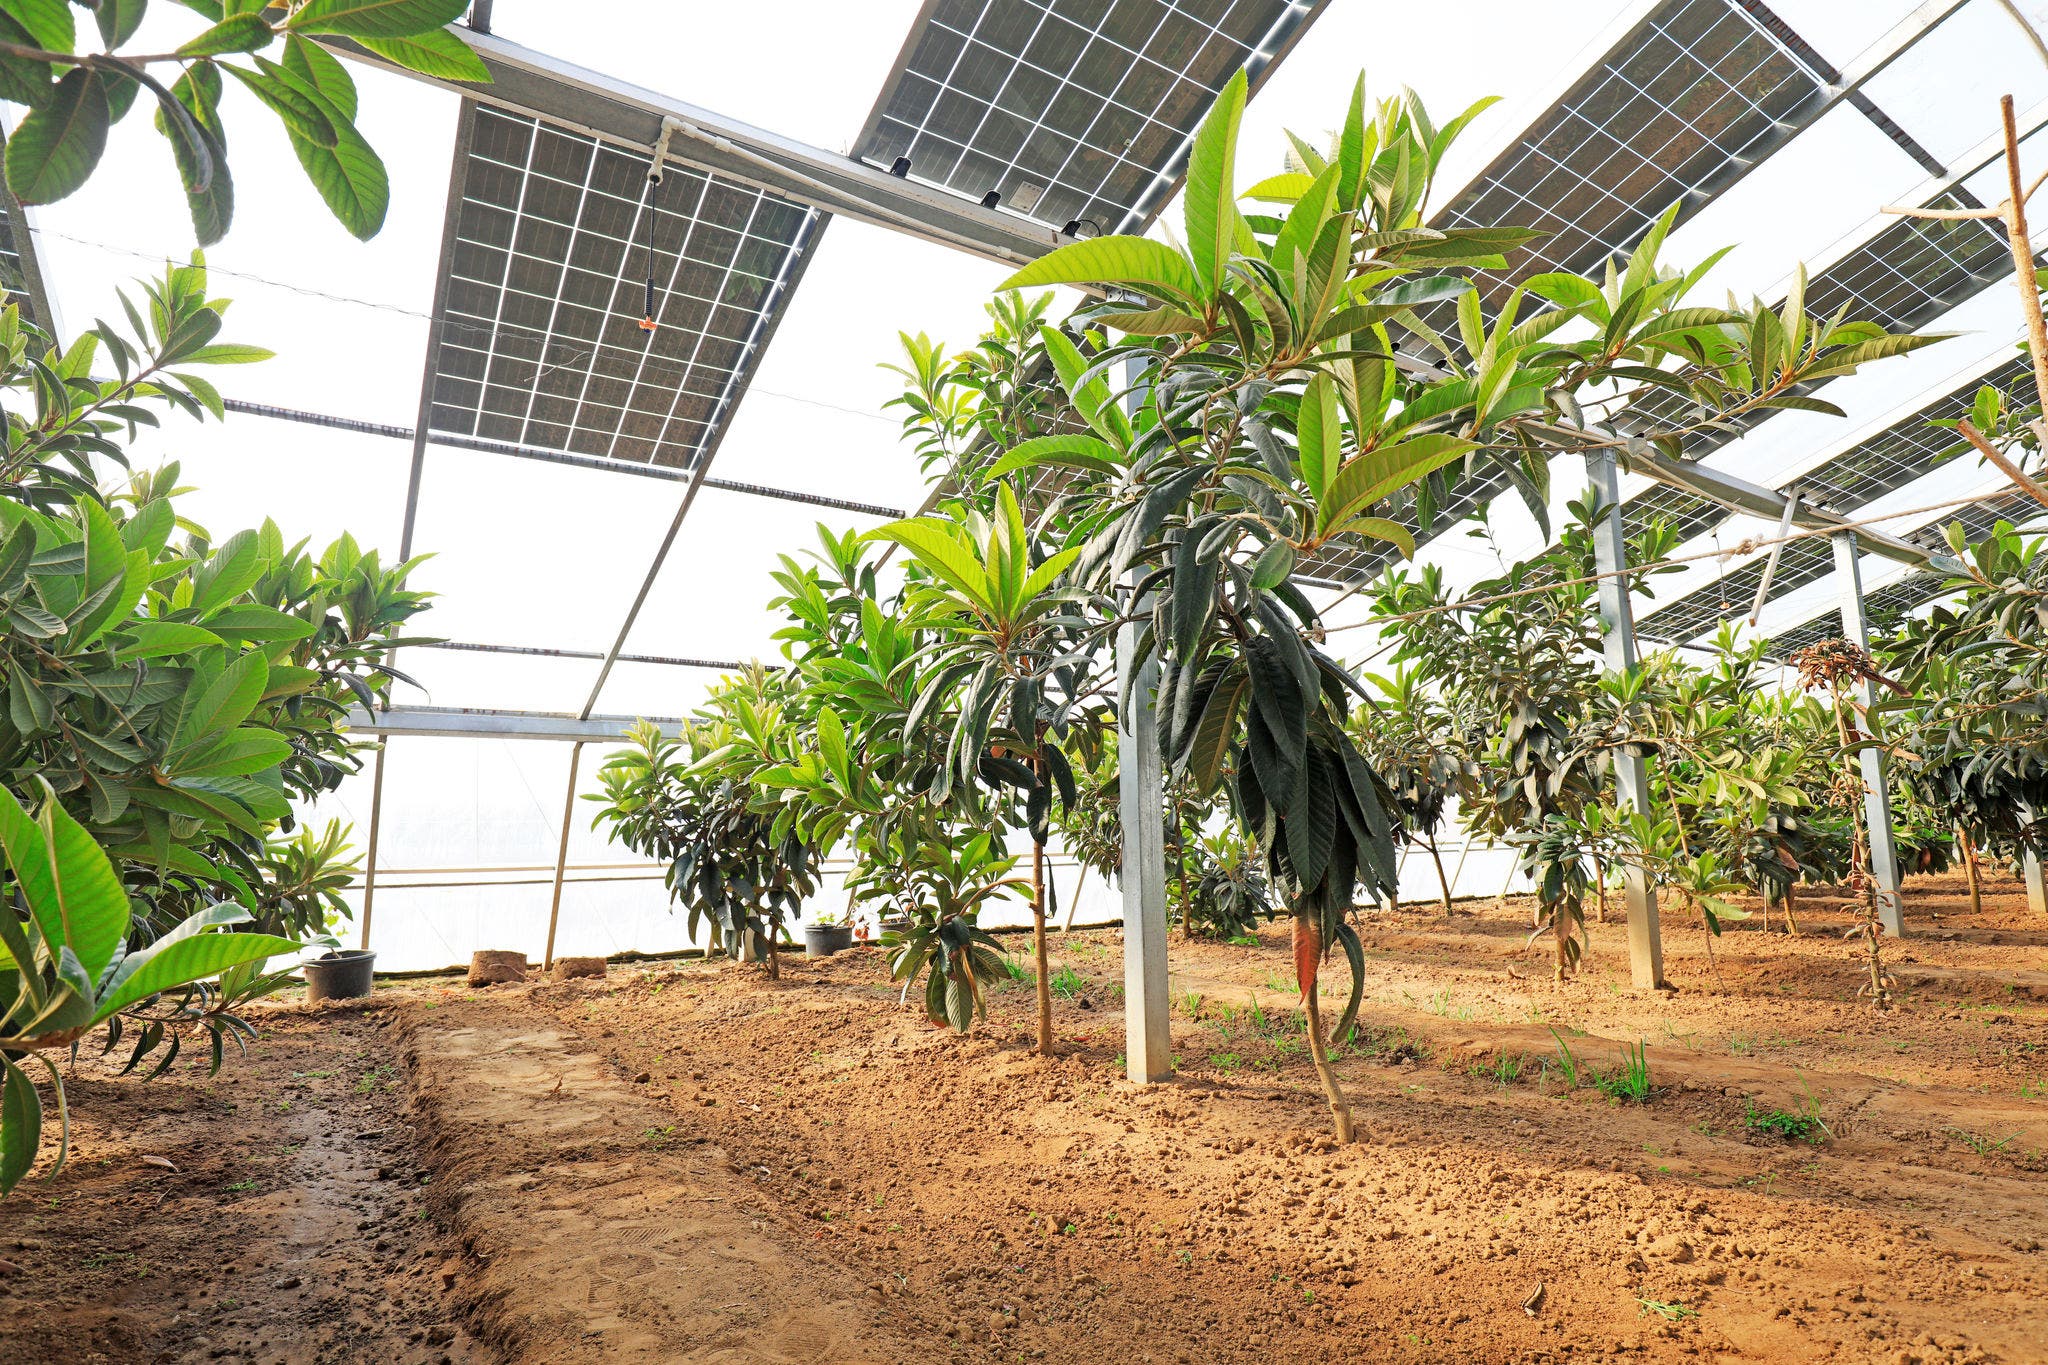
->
[6, 66, 109, 204]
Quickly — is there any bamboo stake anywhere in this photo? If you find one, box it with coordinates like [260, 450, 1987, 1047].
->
[2001, 94, 2048, 425]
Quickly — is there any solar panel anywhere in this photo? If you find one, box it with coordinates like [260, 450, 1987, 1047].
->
[1802, 191, 2010, 335]
[1637, 534, 1834, 642]
[428, 104, 822, 470]
[1765, 573, 1936, 658]
[1435, 0, 1820, 306]
[1624, 481, 1726, 545]
[857, 0, 1324, 234]
[1767, 489, 2048, 655]
[1795, 356, 2032, 515]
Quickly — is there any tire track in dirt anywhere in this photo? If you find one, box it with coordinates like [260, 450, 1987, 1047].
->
[396, 996, 914, 1363]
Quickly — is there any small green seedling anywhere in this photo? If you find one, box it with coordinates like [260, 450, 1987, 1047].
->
[1595, 1041, 1654, 1104]
[1742, 1082, 1829, 1144]
[1637, 1298, 1697, 1321]
[1548, 1027, 1583, 1089]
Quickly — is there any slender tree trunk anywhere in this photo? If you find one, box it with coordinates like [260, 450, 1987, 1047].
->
[1427, 831, 1452, 919]
[1593, 855, 1611, 925]
[1959, 825, 1984, 916]
[1552, 897, 1572, 983]
[766, 923, 779, 981]
[1300, 950, 1355, 1143]
[1032, 836, 1052, 1055]
[1782, 881, 1801, 936]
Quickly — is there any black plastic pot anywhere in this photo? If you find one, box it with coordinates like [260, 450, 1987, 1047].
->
[803, 923, 854, 957]
[877, 914, 912, 939]
[303, 950, 376, 1003]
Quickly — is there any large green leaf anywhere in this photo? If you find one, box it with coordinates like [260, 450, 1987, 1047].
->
[1, 792, 132, 989]
[1183, 67, 1246, 299]
[174, 650, 268, 747]
[176, 13, 274, 56]
[287, 0, 468, 38]
[358, 28, 491, 81]
[981, 433, 1120, 484]
[6, 66, 109, 204]
[167, 728, 293, 779]
[1295, 372, 1340, 500]
[865, 519, 989, 609]
[1317, 433, 1475, 536]
[0, 1057, 42, 1196]
[1038, 325, 1129, 448]
[0, 0, 71, 50]
[997, 237, 1201, 303]
[273, 69, 389, 239]
[92, 931, 299, 1022]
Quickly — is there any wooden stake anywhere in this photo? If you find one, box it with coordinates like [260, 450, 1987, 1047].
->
[1958, 824, 1983, 916]
[2004, 93, 2048, 428]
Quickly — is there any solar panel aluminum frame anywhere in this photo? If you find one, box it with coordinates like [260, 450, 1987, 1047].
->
[322, 28, 1069, 270]
[855, 0, 1333, 235]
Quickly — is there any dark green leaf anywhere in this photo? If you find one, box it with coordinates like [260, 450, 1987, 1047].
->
[6, 66, 110, 205]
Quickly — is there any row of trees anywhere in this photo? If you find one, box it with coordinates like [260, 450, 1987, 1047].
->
[586, 72, 2008, 1141]
[0, 259, 433, 1192]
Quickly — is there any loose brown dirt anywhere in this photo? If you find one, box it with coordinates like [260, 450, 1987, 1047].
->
[3, 870, 2043, 1363]
[0, 1003, 484, 1364]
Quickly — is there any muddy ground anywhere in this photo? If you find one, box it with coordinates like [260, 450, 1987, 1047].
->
[1, 871, 2043, 1363]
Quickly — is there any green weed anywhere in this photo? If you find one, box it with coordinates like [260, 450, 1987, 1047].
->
[1741, 1080, 1829, 1144]
[1548, 1027, 1583, 1089]
[1637, 1298, 1696, 1321]
[1594, 1041, 1654, 1104]
[1946, 1126, 2023, 1157]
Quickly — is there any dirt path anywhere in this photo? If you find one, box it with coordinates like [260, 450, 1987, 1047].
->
[397, 997, 916, 1363]
[0, 1003, 482, 1364]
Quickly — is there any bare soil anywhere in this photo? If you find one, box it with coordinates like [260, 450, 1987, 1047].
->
[3, 871, 2043, 1364]
[0, 1003, 485, 1364]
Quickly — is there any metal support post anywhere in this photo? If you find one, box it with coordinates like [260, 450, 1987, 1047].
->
[1116, 615, 1171, 1083]
[1587, 449, 1666, 988]
[2021, 804, 2048, 918]
[1116, 354, 1170, 1083]
[1832, 532, 1907, 937]
[359, 742, 389, 951]
[541, 741, 584, 971]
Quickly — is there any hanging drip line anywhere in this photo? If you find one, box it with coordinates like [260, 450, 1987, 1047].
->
[640, 119, 680, 334]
